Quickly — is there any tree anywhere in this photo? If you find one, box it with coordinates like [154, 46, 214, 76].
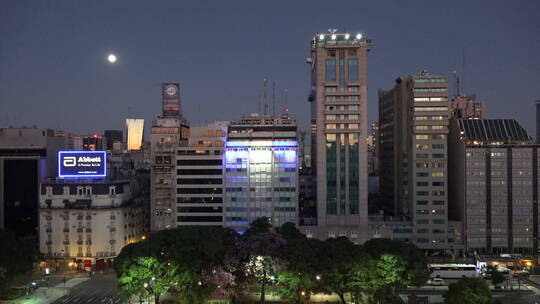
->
[443, 278, 493, 304]
[240, 232, 287, 304]
[317, 237, 360, 304]
[351, 253, 407, 304]
[244, 217, 273, 237]
[490, 270, 506, 287]
[363, 238, 429, 287]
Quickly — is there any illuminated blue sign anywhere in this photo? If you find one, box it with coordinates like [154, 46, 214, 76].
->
[58, 151, 107, 178]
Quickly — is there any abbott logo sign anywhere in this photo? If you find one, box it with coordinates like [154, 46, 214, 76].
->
[58, 151, 107, 178]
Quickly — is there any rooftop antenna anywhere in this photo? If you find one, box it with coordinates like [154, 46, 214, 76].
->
[263, 78, 268, 116]
[283, 88, 289, 115]
[453, 71, 460, 96]
[461, 47, 466, 94]
[258, 93, 261, 115]
[272, 81, 276, 118]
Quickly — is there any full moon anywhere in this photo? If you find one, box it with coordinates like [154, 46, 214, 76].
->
[107, 54, 117, 63]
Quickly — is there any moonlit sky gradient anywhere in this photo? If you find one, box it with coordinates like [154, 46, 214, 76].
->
[1, 0, 539, 138]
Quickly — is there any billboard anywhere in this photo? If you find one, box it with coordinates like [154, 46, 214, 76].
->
[58, 151, 107, 178]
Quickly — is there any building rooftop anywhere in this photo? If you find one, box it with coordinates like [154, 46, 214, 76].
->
[457, 119, 532, 144]
[312, 32, 371, 49]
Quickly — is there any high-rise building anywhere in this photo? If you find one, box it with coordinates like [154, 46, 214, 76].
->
[450, 94, 485, 119]
[378, 71, 450, 250]
[74, 134, 106, 151]
[0, 127, 66, 236]
[307, 32, 370, 243]
[224, 113, 298, 232]
[448, 118, 535, 254]
[150, 83, 189, 231]
[104, 130, 123, 150]
[126, 119, 144, 151]
[176, 122, 227, 226]
[536, 100, 540, 144]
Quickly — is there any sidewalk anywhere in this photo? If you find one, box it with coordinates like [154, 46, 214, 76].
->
[4, 277, 89, 304]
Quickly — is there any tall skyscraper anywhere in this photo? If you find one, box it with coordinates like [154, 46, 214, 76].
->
[308, 32, 370, 243]
[378, 71, 450, 250]
[150, 83, 189, 231]
[536, 100, 540, 144]
[104, 130, 123, 150]
[224, 113, 298, 232]
[126, 119, 145, 150]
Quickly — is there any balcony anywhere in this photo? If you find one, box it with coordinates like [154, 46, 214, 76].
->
[85, 241, 92, 245]
[77, 240, 84, 245]
[77, 228, 84, 233]
[62, 240, 70, 245]
[85, 228, 92, 233]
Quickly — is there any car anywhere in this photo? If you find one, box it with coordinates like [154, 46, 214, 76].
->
[427, 278, 445, 286]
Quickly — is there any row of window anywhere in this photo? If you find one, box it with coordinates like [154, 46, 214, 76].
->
[417, 219, 446, 225]
[325, 86, 360, 92]
[416, 181, 445, 187]
[325, 95, 359, 101]
[414, 97, 447, 102]
[326, 114, 359, 120]
[414, 106, 448, 112]
[414, 88, 447, 92]
[415, 115, 446, 121]
[326, 105, 360, 111]
[415, 125, 445, 130]
[414, 78, 447, 83]
[416, 134, 446, 140]
[416, 172, 445, 177]
[326, 124, 359, 130]
[417, 200, 445, 205]
[416, 153, 445, 159]
[416, 209, 446, 215]
[416, 144, 445, 149]
[416, 190, 445, 196]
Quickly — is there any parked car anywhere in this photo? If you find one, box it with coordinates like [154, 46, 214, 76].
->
[427, 278, 445, 286]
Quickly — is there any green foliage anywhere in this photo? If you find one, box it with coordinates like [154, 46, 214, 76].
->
[363, 238, 429, 287]
[443, 277, 493, 304]
[243, 217, 273, 237]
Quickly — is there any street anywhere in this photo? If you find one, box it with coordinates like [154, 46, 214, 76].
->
[50, 273, 123, 304]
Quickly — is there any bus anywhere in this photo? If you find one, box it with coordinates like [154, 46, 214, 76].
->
[429, 264, 478, 279]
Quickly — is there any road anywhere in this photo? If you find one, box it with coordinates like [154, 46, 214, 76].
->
[50, 273, 123, 304]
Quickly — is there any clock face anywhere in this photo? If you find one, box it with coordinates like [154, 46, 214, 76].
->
[165, 85, 177, 96]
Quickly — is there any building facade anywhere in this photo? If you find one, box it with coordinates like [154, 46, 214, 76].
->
[450, 94, 485, 119]
[448, 118, 537, 254]
[150, 83, 189, 231]
[378, 71, 450, 251]
[224, 114, 298, 232]
[39, 179, 146, 270]
[126, 119, 145, 151]
[176, 123, 227, 226]
[104, 130, 123, 150]
[0, 127, 66, 236]
[307, 32, 370, 243]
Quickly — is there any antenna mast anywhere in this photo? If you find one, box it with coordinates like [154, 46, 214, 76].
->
[272, 81, 276, 118]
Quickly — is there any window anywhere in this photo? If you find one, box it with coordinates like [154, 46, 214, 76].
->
[432, 153, 445, 158]
[416, 153, 429, 159]
[348, 114, 359, 120]
[325, 96, 336, 101]
[326, 124, 336, 130]
[416, 162, 429, 168]
[416, 181, 428, 186]
[416, 172, 428, 177]
[433, 200, 445, 205]
[349, 105, 359, 110]
[348, 86, 359, 92]
[415, 116, 428, 120]
[417, 200, 428, 205]
[432, 172, 444, 177]
[433, 219, 445, 224]
[416, 144, 429, 149]
[431, 116, 445, 120]
[432, 135, 445, 140]
[417, 209, 429, 214]
[416, 191, 429, 196]
[348, 124, 359, 129]
[416, 135, 429, 140]
[326, 115, 336, 120]
[432, 125, 445, 130]
[432, 144, 444, 149]
[414, 107, 448, 112]
[347, 95, 359, 101]
[432, 181, 444, 186]
[348, 58, 359, 81]
[415, 126, 429, 130]
[326, 59, 336, 81]
[417, 219, 429, 225]
[325, 86, 337, 92]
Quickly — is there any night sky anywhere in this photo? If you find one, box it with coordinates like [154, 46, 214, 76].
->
[1, 0, 539, 138]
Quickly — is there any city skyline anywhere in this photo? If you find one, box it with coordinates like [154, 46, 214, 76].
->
[1, 0, 539, 138]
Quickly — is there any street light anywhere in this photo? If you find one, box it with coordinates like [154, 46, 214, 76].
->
[315, 275, 321, 281]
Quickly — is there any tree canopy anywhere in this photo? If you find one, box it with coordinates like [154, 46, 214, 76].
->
[443, 277, 493, 304]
